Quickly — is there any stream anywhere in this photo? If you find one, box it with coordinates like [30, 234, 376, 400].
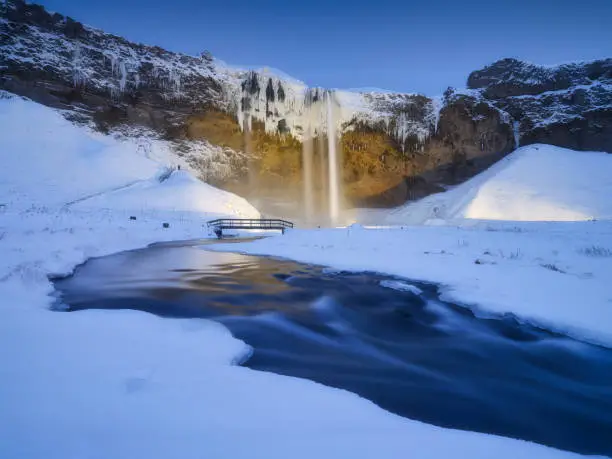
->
[52, 239, 612, 456]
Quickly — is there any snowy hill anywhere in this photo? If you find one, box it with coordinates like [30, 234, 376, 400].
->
[0, 92, 259, 218]
[386, 144, 612, 224]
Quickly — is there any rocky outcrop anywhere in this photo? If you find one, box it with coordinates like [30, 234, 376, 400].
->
[468, 58, 612, 151]
[0, 0, 224, 135]
[2, 1, 607, 209]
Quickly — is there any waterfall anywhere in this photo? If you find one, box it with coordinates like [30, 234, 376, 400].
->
[302, 122, 314, 224]
[326, 92, 340, 225]
[318, 131, 328, 219]
[238, 76, 343, 226]
[241, 112, 258, 208]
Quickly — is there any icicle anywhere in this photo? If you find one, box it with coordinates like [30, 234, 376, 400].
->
[513, 120, 521, 148]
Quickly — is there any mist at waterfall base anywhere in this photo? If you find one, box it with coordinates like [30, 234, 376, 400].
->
[239, 90, 345, 227]
[300, 90, 342, 226]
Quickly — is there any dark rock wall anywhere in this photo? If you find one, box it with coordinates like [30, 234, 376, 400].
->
[1, 0, 224, 137]
[468, 58, 612, 152]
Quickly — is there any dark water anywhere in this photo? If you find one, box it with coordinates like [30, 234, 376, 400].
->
[53, 240, 612, 456]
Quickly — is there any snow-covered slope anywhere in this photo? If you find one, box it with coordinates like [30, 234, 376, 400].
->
[0, 92, 258, 218]
[386, 144, 612, 224]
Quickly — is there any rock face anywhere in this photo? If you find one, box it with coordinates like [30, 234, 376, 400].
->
[468, 58, 612, 151]
[1, 1, 608, 209]
[0, 0, 224, 133]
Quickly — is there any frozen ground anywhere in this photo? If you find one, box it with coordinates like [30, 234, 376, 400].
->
[0, 94, 604, 458]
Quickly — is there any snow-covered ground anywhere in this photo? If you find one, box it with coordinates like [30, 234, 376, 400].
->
[224, 145, 612, 346]
[386, 144, 612, 224]
[224, 220, 612, 347]
[0, 92, 258, 217]
[223, 145, 612, 347]
[0, 94, 604, 458]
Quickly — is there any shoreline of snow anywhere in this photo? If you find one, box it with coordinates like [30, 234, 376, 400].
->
[216, 220, 612, 348]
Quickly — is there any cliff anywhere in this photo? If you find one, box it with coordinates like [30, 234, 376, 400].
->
[2, 0, 608, 208]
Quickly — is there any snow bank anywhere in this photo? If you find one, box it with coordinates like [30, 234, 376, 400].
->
[0, 93, 259, 218]
[72, 170, 256, 217]
[0, 93, 586, 458]
[387, 144, 612, 224]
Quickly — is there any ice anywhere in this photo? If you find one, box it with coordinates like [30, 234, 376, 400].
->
[380, 280, 423, 295]
[513, 120, 520, 148]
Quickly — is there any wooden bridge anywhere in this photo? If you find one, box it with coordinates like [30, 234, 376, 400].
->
[207, 218, 294, 239]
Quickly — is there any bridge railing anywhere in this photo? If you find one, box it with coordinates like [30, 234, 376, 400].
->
[207, 218, 294, 230]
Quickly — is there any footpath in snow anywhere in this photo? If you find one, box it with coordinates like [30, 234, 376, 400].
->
[0, 93, 603, 458]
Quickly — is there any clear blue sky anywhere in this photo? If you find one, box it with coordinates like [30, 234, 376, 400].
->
[37, 0, 612, 95]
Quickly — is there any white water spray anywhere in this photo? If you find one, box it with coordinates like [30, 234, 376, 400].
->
[242, 113, 256, 190]
[326, 92, 340, 225]
[302, 122, 314, 224]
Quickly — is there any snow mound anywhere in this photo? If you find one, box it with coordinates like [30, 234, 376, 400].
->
[73, 170, 256, 217]
[0, 93, 258, 218]
[387, 144, 612, 224]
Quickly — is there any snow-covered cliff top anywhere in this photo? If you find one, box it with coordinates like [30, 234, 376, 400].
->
[1, 0, 444, 144]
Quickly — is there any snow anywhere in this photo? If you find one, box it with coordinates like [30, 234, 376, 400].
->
[221, 220, 612, 348]
[220, 144, 612, 347]
[380, 279, 423, 295]
[217, 59, 442, 146]
[0, 93, 258, 217]
[2, 5, 453, 149]
[0, 93, 588, 458]
[1, 13, 219, 104]
[387, 144, 612, 224]
[71, 170, 257, 217]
